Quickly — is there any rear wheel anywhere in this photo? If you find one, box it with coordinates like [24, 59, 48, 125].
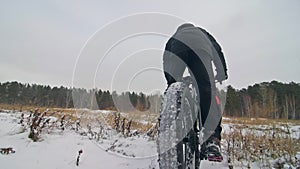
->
[158, 82, 201, 169]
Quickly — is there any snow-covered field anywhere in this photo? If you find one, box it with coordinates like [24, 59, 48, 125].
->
[0, 110, 299, 169]
[0, 111, 159, 169]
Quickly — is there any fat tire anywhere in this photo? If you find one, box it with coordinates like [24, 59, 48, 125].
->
[158, 82, 201, 169]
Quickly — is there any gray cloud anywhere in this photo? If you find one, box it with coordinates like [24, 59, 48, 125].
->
[0, 0, 299, 91]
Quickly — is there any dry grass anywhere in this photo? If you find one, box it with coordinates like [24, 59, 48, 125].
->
[222, 117, 300, 168]
[103, 112, 156, 133]
[222, 116, 300, 126]
[0, 103, 77, 114]
[0, 104, 158, 132]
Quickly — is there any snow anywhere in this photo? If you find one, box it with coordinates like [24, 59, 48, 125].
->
[0, 112, 158, 169]
[1, 111, 299, 169]
[200, 160, 228, 169]
[0, 111, 229, 169]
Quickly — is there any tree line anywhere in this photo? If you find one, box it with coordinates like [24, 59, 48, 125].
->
[224, 81, 300, 120]
[0, 81, 160, 113]
[1, 81, 299, 119]
[0, 82, 73, 108]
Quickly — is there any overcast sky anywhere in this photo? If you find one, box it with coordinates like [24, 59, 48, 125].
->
[1, 0, 300, 93]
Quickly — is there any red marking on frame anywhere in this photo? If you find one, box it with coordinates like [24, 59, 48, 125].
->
[215, 95, 221, 105]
